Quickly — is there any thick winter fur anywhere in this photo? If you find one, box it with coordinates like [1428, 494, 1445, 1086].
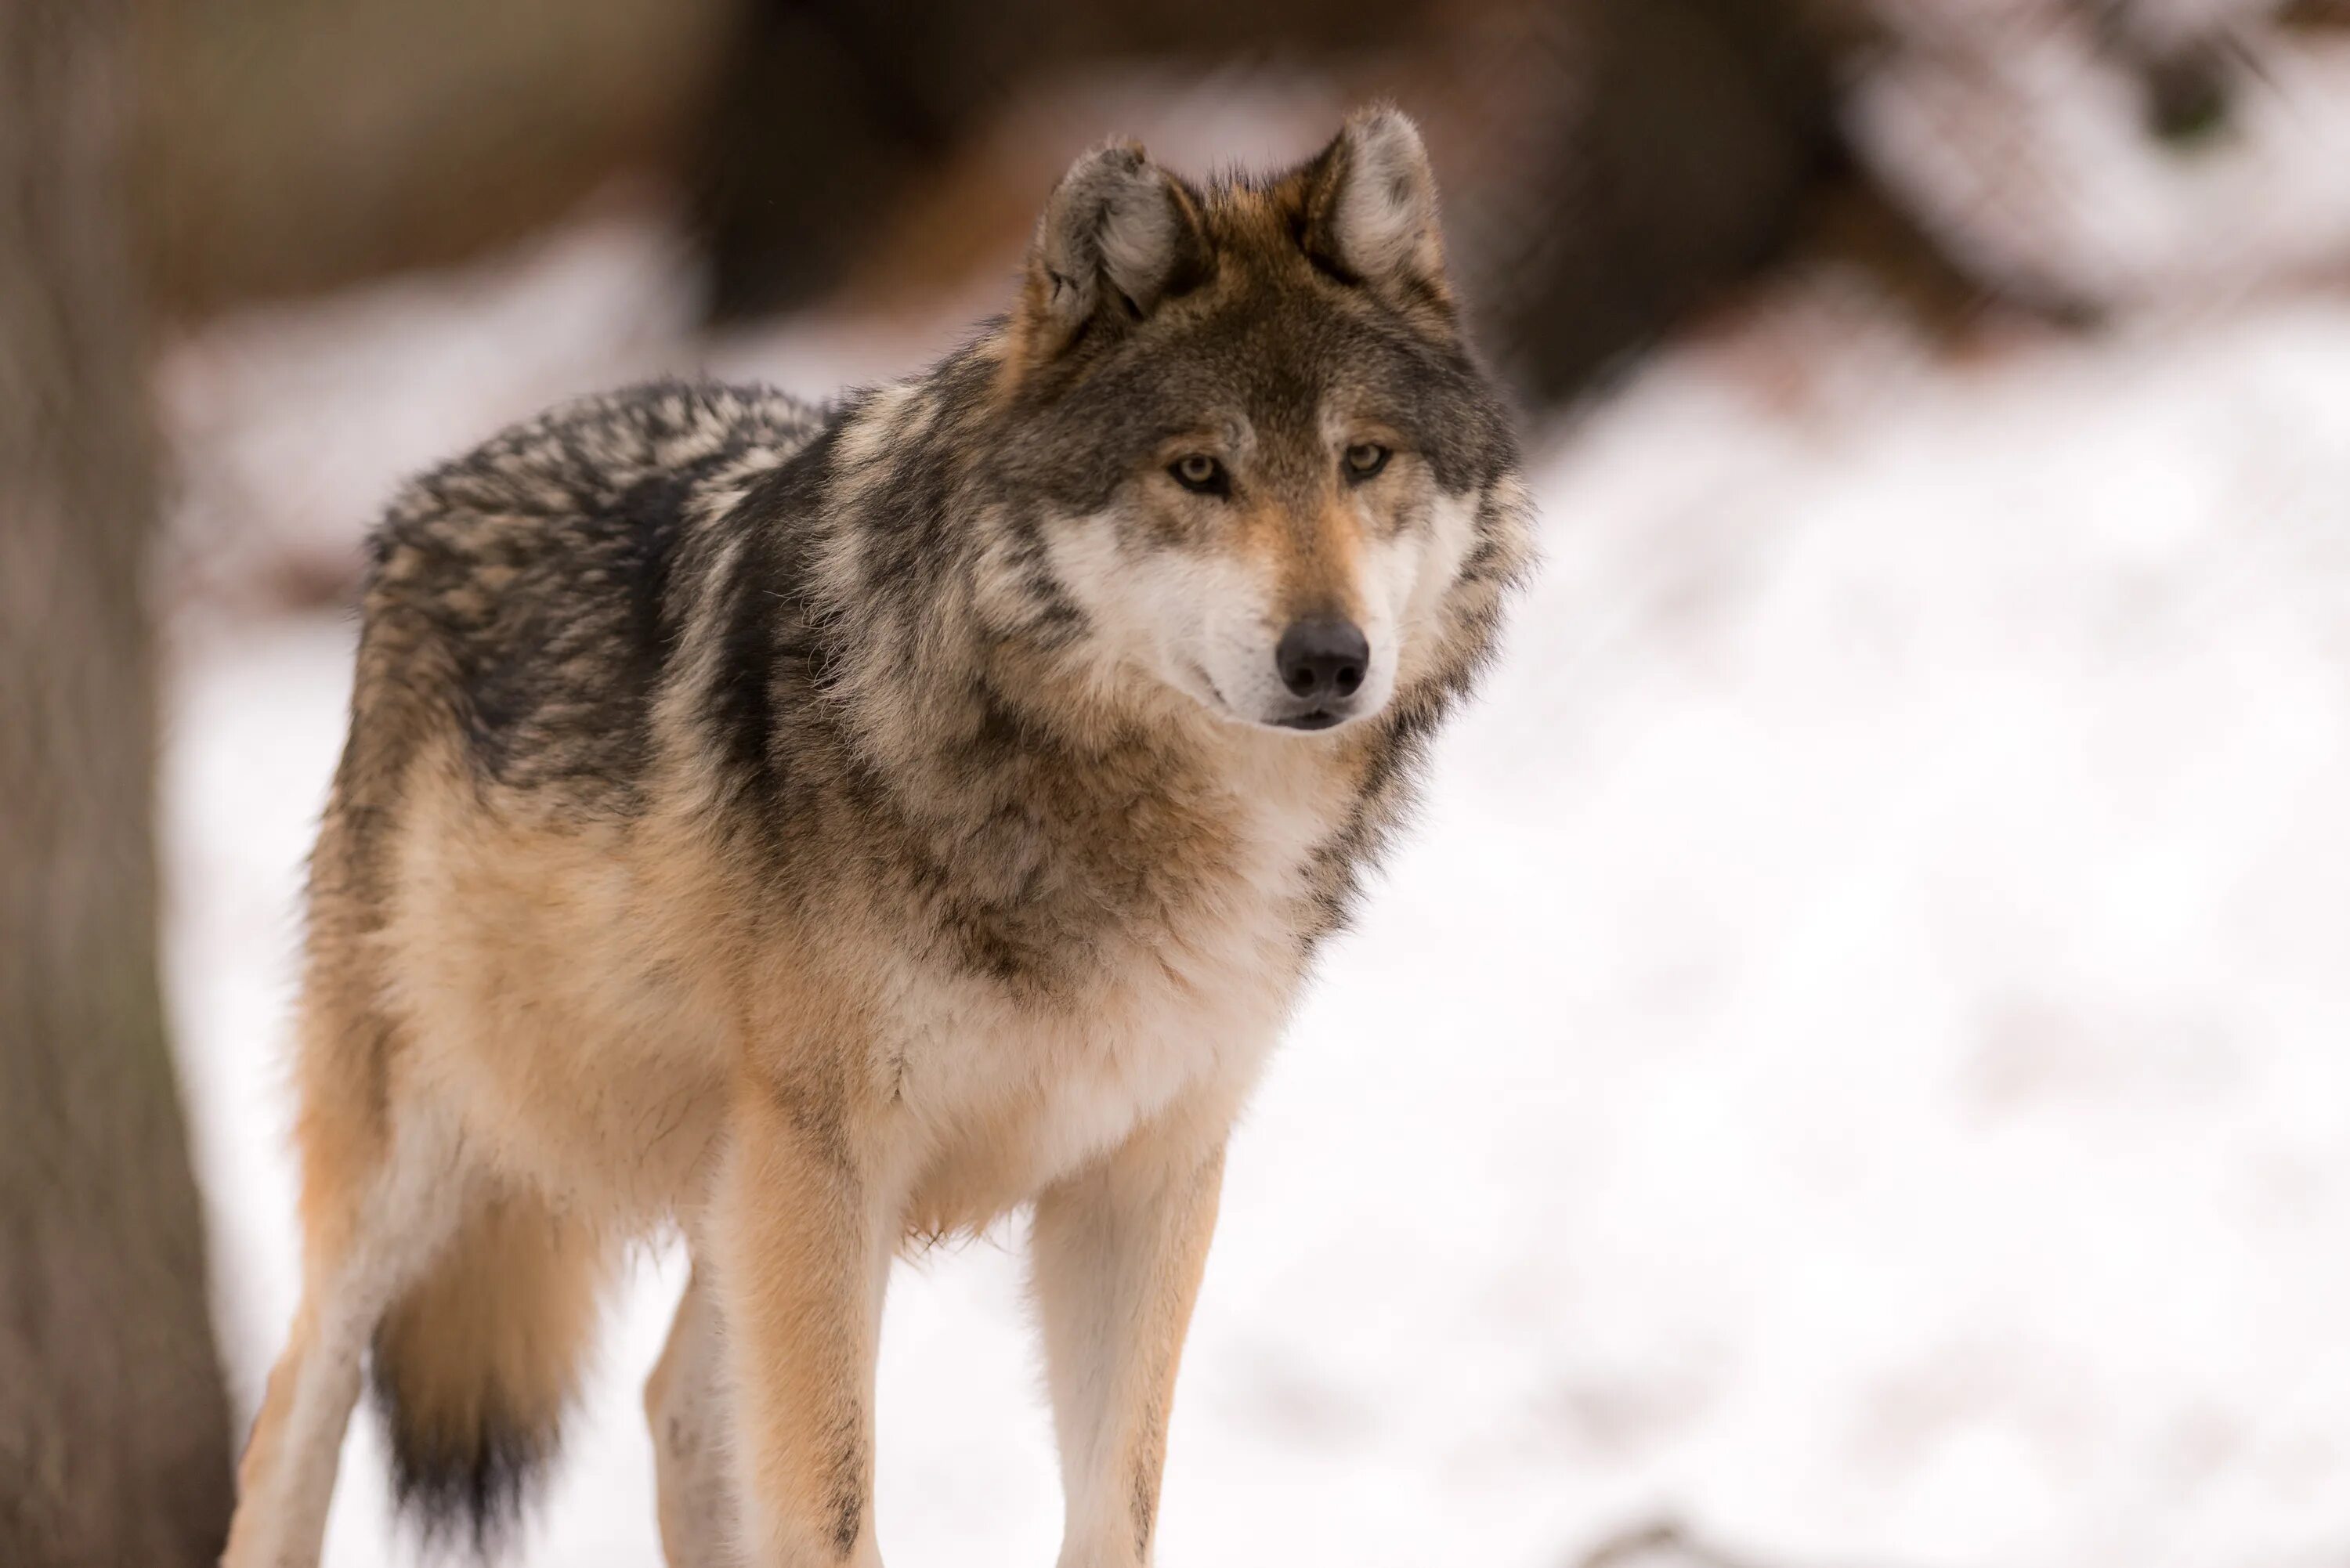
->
[223, 107, 1532, 1568]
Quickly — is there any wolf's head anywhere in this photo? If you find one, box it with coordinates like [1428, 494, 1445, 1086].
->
[989, 108, 1520, 735]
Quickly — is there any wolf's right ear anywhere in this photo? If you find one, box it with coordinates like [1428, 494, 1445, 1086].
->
[1300, 107, 1450, 317]
[1016, 143, 1211, 364]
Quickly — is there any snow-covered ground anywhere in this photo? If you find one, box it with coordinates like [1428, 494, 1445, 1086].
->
[159, 211, 2350, 1568]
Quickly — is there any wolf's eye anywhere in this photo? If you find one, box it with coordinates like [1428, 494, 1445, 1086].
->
[1170, 454, 1228, 496]
[1343, 443, 1390, 481]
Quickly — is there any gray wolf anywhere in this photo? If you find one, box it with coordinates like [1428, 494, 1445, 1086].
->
[222, 106, 1532, 1567]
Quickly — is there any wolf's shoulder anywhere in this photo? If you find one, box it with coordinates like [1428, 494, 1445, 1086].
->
[351, 380, 835, 800]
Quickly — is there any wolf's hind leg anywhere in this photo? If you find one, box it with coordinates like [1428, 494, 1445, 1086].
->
[222, 1104, 471, 1568]
[646, 1263, 736, 1567]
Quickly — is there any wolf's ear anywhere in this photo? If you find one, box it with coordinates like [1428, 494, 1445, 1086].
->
[1018, 143, 1210, 362]
[1301, 107, 1449, 312]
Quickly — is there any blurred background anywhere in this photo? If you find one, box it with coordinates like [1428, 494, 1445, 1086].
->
[5, 0, 2350, 1563]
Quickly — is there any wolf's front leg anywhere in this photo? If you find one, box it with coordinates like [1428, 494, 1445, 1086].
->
[1032, 1129, 1227, 1568]
[713, 1079, 896, 1567]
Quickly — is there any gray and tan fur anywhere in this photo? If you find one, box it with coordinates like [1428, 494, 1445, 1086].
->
[222, 107, 1532, 1568]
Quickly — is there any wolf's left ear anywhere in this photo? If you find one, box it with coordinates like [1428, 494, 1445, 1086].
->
[1301, 107, 1450, 313]
[1018, 142, 1210, 363]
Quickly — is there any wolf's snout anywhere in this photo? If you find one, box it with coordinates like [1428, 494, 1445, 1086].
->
[1275, 618, 1368, 704]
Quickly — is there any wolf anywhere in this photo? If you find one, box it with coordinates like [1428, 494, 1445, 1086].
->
[220, 107, 1532, 1568]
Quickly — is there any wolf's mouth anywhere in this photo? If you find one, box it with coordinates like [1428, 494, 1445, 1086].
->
[1276, 709, 1344, 732]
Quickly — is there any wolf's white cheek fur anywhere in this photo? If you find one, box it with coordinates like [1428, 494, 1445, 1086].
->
[1184, 554, 1292, 720]
[1040, 510, 1278, 717]
[1385, 490, 1480, 694]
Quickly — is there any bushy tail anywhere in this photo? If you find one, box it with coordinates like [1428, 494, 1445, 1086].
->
[369, 1189, 606, 1548]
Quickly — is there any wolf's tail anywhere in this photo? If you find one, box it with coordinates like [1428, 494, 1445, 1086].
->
[369, 1188, 606, 1547]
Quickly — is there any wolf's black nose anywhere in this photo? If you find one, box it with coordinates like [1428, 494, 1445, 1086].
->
[1275, 619, 1369, 703]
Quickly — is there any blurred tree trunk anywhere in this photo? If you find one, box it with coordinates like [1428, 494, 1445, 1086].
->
[0, 2, 237, 1563]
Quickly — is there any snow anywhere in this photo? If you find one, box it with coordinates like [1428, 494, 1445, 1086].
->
[160, 216, 2350, 1566]
[1846, 3, 2350, 309]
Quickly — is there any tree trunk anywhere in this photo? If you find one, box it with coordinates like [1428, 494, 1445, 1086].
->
[0, 2, 238, 1563]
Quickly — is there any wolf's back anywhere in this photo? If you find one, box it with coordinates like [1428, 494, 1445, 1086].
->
[339, 381, 827, 815]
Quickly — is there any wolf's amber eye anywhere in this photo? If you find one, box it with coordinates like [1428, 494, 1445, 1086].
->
[1343, 443, 1390, 481]
[1170, 454, 1228, 496]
